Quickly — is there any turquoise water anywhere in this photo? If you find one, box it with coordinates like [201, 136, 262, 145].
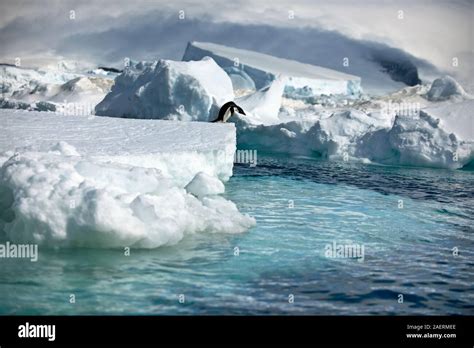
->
[0, 156, 472, 315]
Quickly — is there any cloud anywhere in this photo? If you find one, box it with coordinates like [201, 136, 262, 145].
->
[50, 13, 440, 93]
[0, 0, 471, 78]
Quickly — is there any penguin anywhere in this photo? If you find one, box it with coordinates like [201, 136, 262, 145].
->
[211, 101, 246, 123]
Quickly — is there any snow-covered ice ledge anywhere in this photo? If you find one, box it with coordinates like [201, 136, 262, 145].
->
[0, 110, 255, 249]
[0, 110, 236, 184]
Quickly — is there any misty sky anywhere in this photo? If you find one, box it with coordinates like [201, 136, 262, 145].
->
[0, 0, 472, 76]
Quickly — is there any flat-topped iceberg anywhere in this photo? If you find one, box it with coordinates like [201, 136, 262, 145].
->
[0, 110, 255, 248]
[183, 41, 362, 97]
[96, 57, 234, 121]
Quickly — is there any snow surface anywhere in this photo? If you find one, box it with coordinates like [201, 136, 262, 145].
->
[0, 110, 255, 248]
[96, 57, 234, 121]
[183, 41, 362, 97]
[0, 110, 236, 184]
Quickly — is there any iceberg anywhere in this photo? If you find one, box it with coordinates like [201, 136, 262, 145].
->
[235, 109, 390, 157]
[96, 57, 234, 121]
[183, 41, 362, 97]
[235, 101, 473, 169]
[426, 75, 471, 102]
[232, 74, 473, 169]
[0, 64, 78, 100]
[50, 76, 114, 105]
[0, 64, 113, 110]
[0, 98, 57, 112]
[0, 110, 255, 248]
[356, 110, 473, 169]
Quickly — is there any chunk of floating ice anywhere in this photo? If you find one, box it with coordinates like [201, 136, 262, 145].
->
[0, 110, 255, 248]
[235, 106, 474, 169]
[0, 144, 255, 248]
[185, 172, 225, 198]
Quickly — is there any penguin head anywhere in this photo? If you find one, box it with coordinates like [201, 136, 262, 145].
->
[229, 103, 245, 115]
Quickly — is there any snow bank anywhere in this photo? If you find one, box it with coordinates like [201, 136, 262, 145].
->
[183, 41, 362, 97]
[0, 110, 254, 248]
[95, 57, 234, 121]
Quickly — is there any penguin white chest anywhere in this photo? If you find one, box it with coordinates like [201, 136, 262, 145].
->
[223, 108, 233, 122]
